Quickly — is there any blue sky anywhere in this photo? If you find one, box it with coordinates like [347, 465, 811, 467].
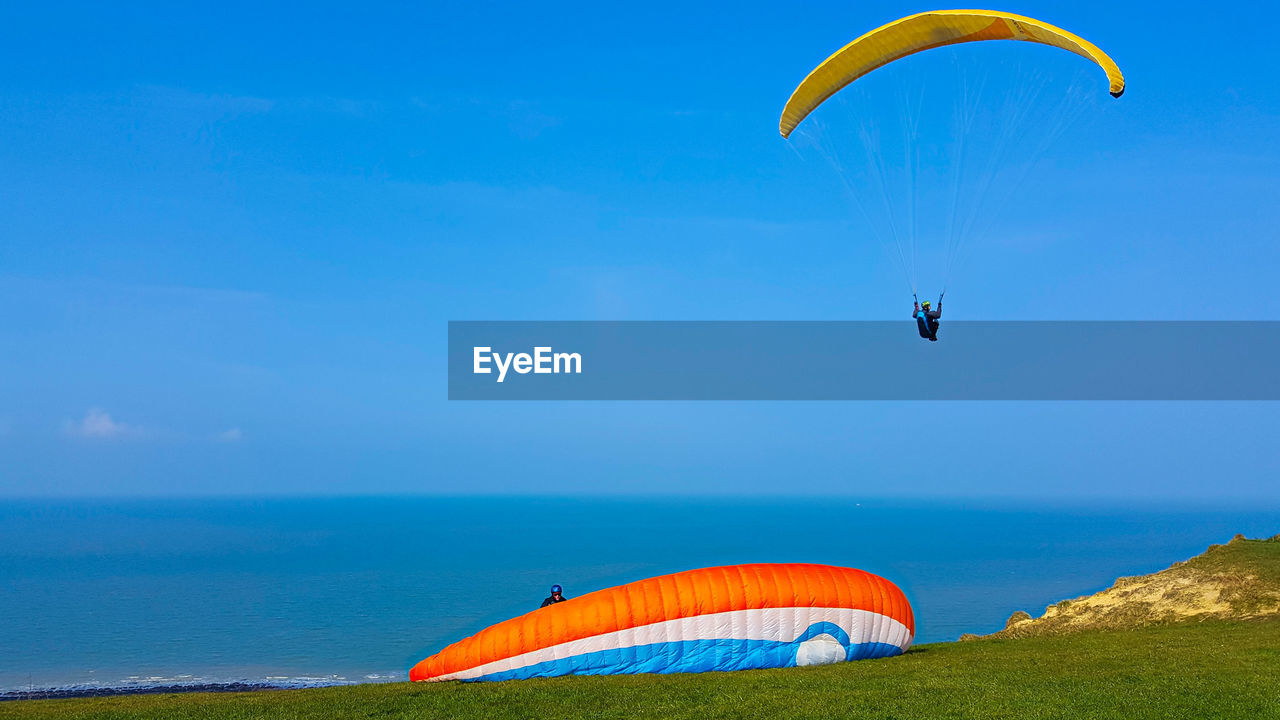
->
[1, 1, 1277, 499]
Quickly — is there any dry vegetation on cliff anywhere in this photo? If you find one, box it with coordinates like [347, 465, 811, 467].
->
[973, 534, 1280, 640]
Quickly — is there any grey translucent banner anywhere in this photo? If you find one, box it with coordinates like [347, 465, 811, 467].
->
[448, 322, 1277, 400]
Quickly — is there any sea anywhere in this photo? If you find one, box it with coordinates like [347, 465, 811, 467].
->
[2, 497, 1278, 694]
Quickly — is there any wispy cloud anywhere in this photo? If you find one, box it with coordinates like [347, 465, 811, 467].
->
[215, 427, 243, 443]
[65, 408, 141, 439]
[133, 85, 275, 117]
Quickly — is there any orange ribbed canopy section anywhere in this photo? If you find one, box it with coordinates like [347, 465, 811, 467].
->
[411, 563, 913, 681]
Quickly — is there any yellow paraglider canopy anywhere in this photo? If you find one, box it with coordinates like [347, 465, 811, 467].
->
[780, 9, 1125, 138]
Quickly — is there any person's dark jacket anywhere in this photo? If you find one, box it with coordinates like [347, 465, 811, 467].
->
[914, 302, 942, 341]
[540, 595, 567, 608]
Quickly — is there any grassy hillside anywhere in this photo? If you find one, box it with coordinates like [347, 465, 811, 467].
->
[4, 620, 1278, 720]
[979, 534, 1280, 639]
[5, 535, 1278, 720]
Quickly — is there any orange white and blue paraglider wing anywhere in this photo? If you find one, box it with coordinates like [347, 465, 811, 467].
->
[410, 563, 913, 682]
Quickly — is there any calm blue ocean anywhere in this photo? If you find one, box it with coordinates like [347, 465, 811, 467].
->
[2, 497, 1278, 691]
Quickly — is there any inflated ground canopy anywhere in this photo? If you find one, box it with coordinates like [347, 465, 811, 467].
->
[410, 563, 914, 681]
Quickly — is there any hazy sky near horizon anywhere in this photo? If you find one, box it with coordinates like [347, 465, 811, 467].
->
[1, 1, 1277, 499]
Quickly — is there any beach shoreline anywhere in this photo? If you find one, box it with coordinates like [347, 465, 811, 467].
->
[0, 676, 399, 702]
[1, 682, 292, 702]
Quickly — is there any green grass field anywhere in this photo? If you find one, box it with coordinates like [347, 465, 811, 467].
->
[5, 619, 1278, 720]
[9, 537, 1278, 719]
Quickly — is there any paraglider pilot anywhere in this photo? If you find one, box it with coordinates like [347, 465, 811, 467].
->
[914, 296, 942, 342]
[540, 584, 567, 608]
